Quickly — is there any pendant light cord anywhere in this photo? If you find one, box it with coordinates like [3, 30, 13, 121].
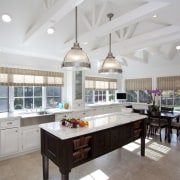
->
[75, 6, 78, 43]
[107, 13, 113, 54]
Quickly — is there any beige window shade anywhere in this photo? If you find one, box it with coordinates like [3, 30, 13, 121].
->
[109, 81, 117, 90]
[85, 80, 94, 89]
[85, 77, 117, 90]
[0, 73, 8, 84]
[157, 76, 180, 90]
[125, 78, 152, 90]
[0, 67, 64, 86]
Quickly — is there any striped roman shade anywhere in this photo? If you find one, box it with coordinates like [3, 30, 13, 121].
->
[85, 77, 117, 90]
[0, 67, 64, 86]
[125, 78, 152, 90]
[157, 76, 180, 90]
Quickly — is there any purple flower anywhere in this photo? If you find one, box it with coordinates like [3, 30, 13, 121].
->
[149, 89, 162, 96]
[149, 89, 161, 106]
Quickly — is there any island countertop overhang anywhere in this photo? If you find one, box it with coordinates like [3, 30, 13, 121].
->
[39, 112, 147, 140]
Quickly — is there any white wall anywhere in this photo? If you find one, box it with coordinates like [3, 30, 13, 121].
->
[1, 50, 180, 92]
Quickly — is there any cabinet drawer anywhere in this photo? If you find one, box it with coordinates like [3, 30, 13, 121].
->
[0, 120, 19, 129]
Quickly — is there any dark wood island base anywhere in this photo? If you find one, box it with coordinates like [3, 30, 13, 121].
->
[40, 117, 146, 180]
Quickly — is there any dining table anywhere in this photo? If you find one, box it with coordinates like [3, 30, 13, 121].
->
[145, 110, 180, 143]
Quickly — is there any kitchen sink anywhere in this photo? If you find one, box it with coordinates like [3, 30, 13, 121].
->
[20, 111, 51, 118]
[37, 111, 49, 115]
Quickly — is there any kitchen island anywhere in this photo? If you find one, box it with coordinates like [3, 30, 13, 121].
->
[39, 112, 147, 180]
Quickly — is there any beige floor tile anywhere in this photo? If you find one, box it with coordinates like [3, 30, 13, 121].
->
[0, 133, 179, 180]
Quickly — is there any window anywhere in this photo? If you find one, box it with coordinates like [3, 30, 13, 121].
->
[109, 90, 115, 101]
[139, 90, 151, 103]
[161, 90, 180, 110]
[0, 86, 8, 112]
[14, 86, 42, 110]
[126, 90, 137, 102]
[85, 90, 93, 104]
[46, 86, 61, 108]
[85, 90, 116, 104]
[94, 90, 106, 103]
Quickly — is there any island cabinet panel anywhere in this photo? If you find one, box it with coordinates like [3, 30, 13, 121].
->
[110, 124, 133, 150]
[93, 130, 110, 157]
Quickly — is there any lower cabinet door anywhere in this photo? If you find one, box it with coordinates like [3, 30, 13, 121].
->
[21, 127, 40, 151]
[0, 128, 19, 156]
[93, 130, 110, 157]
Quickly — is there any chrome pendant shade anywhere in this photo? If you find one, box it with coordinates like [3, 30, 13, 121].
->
[99, 13, 122, 74]
[62, 7, 91, 70]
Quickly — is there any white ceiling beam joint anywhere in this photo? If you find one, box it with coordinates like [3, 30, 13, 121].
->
[124, 23, 138, 39]
[65, 1, 170, 47]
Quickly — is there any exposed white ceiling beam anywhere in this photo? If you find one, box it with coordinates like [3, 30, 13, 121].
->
[95, 1, 108, 27]
[24, 0, 86, 44]
[90, 25, 180, 58]
[65, 1, 170, 47]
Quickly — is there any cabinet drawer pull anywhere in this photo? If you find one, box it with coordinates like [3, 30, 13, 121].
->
[7, 122, 13, 125]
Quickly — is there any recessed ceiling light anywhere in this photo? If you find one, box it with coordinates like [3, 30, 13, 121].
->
[176, 45, 180, 50]
[47, 27, 55, 34]
[152, 14, 158, 18]
[1, 14, 12, 23]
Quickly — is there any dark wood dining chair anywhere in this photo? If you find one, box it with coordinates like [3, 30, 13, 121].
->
[171, 122, 180, 137]
[147, 112, 168, 142]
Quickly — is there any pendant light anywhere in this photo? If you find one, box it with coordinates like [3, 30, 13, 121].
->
[99, 13, 122, 74]
[62, 6, 91, 70]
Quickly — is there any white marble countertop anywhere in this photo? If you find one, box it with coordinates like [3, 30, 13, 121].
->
[39, 112, 147, 140]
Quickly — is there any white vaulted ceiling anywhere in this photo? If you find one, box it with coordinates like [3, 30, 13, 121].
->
[0, 0, 180, 69]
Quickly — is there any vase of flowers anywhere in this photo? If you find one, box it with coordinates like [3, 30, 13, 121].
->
[148, 89, 161, 115]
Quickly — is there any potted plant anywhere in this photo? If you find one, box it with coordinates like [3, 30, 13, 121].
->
[148, 89, 161, 115]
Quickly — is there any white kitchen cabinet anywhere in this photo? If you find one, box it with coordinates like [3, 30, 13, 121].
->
[0, 128, 19, 156]
[21, 126, 40, 152]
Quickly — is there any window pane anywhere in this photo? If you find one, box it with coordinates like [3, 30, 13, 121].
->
[34, 97, 42, 108]
[24, 87, 33, 97]
[0, 99, 8, 112]
[14, 98, 23, 110]
[0, 86, 8, 97]
[161, 90, 173, 106]
[46, 86, 61, 108]
[14, 87, 23, 97]
[139, 90, 151, 103]
[127, 90, 137, 102]
[95, 96, 98, 102]
[25, 98, 33, 108]
[54, 87, 61, 96]
[47, 87, 54, 96]
[103, 96, 106, 101]
[46, 97, 60, 108]
[174, 90, 180, 107]
[34, 87, 42, 96]
[95, 91, 98, 95]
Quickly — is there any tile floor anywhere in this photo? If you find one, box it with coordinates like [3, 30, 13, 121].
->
[0, 132, 179, 180]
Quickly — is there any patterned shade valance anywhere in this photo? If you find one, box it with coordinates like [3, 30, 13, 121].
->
[0, 67, 64, 86]
[157, 76, 180, 90]
[85, 77, 117, 90]
[125, 78, 152, 90]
